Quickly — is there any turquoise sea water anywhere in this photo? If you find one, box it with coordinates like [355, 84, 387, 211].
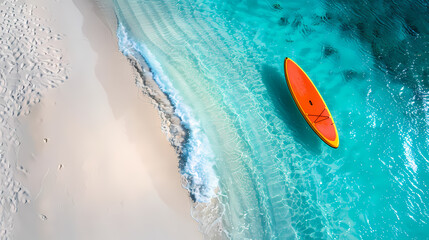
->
[112, 0, 428, 238]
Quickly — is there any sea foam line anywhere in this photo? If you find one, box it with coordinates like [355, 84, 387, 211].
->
[116, 23, 218, 203]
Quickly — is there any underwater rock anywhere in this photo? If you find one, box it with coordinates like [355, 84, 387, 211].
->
[273, 3, 282, 10]
[322, 45, 337, 58]
[279, 17, 288, 26]
[342, 70, 360, 81]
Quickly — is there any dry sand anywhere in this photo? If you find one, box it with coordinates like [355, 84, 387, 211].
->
[0, 0, 68, 237]
[10, 0, 201, 239]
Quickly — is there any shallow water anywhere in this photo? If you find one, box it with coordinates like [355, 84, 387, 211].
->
[112, 0, 429, 238]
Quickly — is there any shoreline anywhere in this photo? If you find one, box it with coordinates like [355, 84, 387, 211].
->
[126, 55, 187, 155]
[12, 0, 202, 238]
[124, 47, 227, 240]
[114, 21, 227, 237]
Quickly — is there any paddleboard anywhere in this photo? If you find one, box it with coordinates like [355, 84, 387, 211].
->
[284, 58, 339, 148]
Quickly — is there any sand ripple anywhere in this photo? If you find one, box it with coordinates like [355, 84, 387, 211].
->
[0, 0, 68, 238]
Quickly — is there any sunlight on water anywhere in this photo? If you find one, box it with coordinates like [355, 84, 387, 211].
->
[112, 0, 428, 238]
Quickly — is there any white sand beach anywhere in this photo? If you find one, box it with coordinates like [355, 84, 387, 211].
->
[2, 0, 201, 238]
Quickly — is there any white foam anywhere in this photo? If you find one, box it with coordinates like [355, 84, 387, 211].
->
[117, 24, 218, 203]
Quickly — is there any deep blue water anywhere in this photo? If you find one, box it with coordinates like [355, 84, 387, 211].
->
[112, 0, 429, 238]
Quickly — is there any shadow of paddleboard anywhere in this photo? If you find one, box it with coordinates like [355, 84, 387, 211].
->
[260, 64, 321, 154]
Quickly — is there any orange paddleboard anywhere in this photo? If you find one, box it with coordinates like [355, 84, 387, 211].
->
[284, 58, 339, 148]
